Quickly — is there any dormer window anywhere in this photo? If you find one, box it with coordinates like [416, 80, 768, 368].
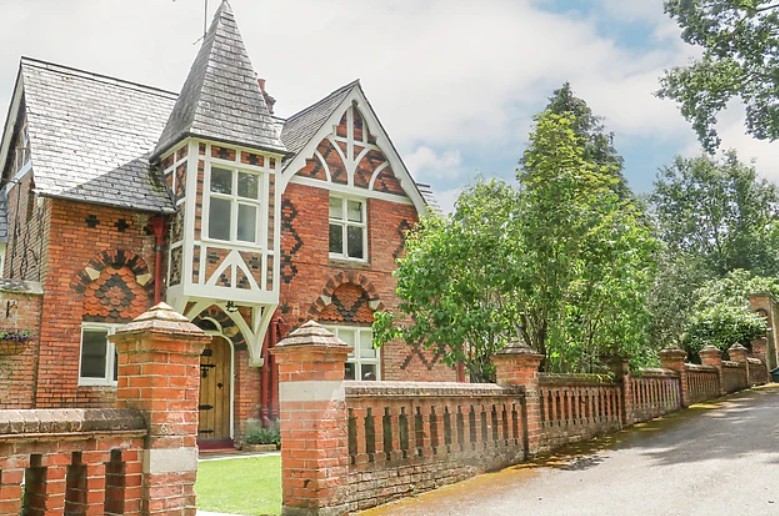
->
[329, 195, 367, 261]
[207, 166, 262, 244]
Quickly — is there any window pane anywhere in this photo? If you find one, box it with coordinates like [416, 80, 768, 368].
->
[329, 197, 343, 220]
[359, 332, 376, 359]
[344, 362, 356, 380]
[238, 172, 259, 199]
[339, 329, 356, 357]
[210, 167, 232, 194]
[329, 224, 343, 254]
[81, 329, 108, 378]
[347, 226, 364, 259]
[361, 364, 378, 381]
[347, 200, 363, 222]
[209, 198, 231, 240]
[237, 204, 257, 242]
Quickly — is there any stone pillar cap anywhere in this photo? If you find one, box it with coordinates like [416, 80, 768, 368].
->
[113, 302, 207, 339]
[728, 343, 748, 351]
[496, 340, 543, 357]
[659, 346, 686, 356]
[276, 320, 350, 349]
[699, 345, 722, 354]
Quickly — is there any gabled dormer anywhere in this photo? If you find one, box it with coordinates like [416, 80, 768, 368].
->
[155, 0, 289, 365]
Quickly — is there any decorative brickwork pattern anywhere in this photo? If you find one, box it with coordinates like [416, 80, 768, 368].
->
[191, 305, 247, 350]
[318, 283, 373, 324]
[279, 198, 302, 284]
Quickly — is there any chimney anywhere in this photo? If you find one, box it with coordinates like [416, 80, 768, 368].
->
[258, 78, 276, 115]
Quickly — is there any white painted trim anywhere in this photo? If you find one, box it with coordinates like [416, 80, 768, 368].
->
[78, 323, 122, 387]
[279, 85, 428, 214]
[289, 176, 415, 206]
[367, 161, 390, 191]
[313, 150, 331, 182]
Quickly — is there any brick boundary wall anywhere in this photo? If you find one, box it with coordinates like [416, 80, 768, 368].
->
[0, 408, 146, 514]
[274, 326, 770, 515]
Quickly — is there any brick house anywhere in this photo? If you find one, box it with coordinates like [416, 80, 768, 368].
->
[0, 0, 454, 447]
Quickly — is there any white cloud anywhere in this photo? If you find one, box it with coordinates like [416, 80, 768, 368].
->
[404, 146, 464, 182]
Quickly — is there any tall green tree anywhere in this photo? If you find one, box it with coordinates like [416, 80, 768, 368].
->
[375, 109, 656, 378]
[650, 151, 779, 277]
[373, 179, 523, 383]
[542, 83, 631, 199]
[658, 0, 779, 151]
[518, 110, 657, 371]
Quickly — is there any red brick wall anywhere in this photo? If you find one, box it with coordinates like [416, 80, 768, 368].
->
[0, 288, 43, 409]
[35, 199, 160, 408]
[279, 181, 455, 382]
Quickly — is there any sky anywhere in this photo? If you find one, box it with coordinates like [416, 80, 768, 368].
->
[0, 0, 776, 213]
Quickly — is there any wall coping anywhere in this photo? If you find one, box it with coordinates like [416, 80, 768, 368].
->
[636, 368, 679, 378]
[747, 357, 763, 364]
[0, 408, 145, 437]
[538, 373, 616, 386]
[721, 360, 744, 368]
[345, 381, 522, 399]
[684, 363, 718, 372]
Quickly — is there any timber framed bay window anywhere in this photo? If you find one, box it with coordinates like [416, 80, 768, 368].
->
[325, 326, 379, 381]
[78, 323, 121, 386]
[207, 165, 262, 244]
[329, 195, 367, 260]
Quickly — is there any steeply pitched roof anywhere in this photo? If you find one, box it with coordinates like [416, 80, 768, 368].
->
[20, 58, 177, 213]
[280, 80, 358, 156]
[415, 183, 441, 214]
[155, 0, 286, 157]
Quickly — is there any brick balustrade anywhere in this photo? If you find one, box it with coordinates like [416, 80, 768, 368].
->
[274, 323, 771, 515]
[0, 302, 209, 516]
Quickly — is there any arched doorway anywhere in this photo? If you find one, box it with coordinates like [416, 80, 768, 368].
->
[198, 335, 233, 443]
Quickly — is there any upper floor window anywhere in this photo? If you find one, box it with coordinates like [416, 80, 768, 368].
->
[325, 326, 379, 381]
[208, 166, 262, 244]
[79, 323, 121, 387]
[329, 195, 366, 260]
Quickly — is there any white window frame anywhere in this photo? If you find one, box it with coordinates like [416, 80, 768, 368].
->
[325, 326, 380, 381]
[78, 323, 122, 387]
[205, 164, 264, 246]
[329, 194, 367, 261]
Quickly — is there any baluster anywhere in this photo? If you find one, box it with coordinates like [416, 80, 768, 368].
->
[352, 406, 368, 465]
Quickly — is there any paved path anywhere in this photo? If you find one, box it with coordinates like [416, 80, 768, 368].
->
[363, 385, 779, 515]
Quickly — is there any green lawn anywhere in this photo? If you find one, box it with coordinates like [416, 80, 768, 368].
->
[196, 455, 281, 515]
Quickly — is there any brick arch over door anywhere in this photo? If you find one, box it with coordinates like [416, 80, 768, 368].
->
[191, 305, 247, 350]
[309, 272, 384, 322]
[70, 249, 154, 323]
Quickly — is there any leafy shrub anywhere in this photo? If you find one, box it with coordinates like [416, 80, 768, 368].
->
[243, 420, 280, 446]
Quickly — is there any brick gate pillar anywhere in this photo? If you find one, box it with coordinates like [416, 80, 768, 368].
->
[270, 321, 351, 516]
[659, 347, 689, 408]
[699, 345, 724, 396]
[112, 302, 210, 516]
[493, 340, 544, 457]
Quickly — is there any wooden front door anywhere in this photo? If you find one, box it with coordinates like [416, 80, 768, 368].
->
[198, 336, 232, 441]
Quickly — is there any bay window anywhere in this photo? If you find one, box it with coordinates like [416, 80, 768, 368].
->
[208, 166, 262, 244]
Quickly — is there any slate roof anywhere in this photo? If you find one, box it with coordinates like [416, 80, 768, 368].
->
[415, 183, 441, 214]
[20, 58, 177, 213]
[154, 0, 286, 158]
[280, 80, 358, 156]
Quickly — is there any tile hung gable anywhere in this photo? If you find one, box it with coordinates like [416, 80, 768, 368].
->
[280, 81, 430, 214]
[154, 0, 286, 158]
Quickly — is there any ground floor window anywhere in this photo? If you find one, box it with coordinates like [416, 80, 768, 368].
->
[325, 326, 379, 381]
[79, 323, 121, 386]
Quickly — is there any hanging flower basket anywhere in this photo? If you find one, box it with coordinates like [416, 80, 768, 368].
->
[0, 330, 32, 356]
